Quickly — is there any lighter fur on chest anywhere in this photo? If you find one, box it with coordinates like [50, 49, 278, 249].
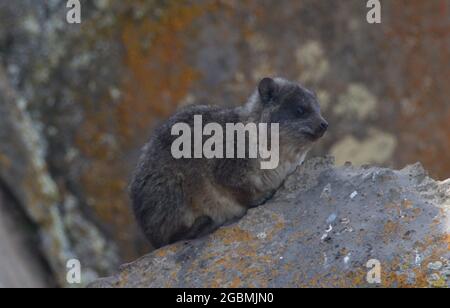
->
[250, 145, 309, 193]
[188, 146, 308, 225]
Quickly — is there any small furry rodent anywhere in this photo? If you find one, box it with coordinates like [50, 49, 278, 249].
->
[130, 77, 328, 248]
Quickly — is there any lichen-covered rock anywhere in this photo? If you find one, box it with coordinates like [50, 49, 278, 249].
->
[0, 65, 118, 286]
[90, 157, 450, 288]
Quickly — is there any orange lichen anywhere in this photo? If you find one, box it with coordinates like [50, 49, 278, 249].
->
[229, 276, 242, 288]
[117, 2, 214, 141]
[383, 220, 401, 242]
[402, 199, 413, 210]
[214, 227, 254, 245]
[74, 1, 218, 260]
[154, 244, 179, 258]
[383, 0, 450, 180]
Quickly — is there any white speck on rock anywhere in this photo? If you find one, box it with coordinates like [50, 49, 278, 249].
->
[257, 232, 267, 240]
[350, 191, 358, 199]
[344, 253, 351, 264]
[415, 251, 422, 266]
[341, 218, 350, 225]
[428, 261, 443, 271]
[320, 225, 333, 242]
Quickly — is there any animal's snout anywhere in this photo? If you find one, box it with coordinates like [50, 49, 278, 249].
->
[319, 121, 328, 132]
[315, 120, 328, 137]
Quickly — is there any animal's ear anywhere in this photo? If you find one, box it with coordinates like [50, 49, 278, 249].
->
[258, 77, 278, 105]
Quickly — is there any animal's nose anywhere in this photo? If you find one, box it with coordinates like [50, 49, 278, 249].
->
[319, 121, 328, 132]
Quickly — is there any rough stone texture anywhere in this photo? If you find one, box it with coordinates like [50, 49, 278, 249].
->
[91, 157, 450, 288]
[0, 64, 118, 286]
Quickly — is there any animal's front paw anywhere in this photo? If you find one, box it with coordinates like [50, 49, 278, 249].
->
[249, 189, 277, 208]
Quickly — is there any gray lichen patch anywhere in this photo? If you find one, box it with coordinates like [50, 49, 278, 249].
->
[333, 84, 378, 120]
[295, 41, 330, 84]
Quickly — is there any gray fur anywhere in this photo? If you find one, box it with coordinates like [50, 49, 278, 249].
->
[129, 78, 328, 248]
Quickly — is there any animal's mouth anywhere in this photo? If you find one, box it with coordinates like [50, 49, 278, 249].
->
[303, 131, 321, 141]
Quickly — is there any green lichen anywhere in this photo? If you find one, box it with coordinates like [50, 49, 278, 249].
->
[334, 84, 377, 120]
[295, 41, 330, 83]
[331, 129, 397, 166]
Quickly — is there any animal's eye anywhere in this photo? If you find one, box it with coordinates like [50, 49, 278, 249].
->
[296, 106, 305, 116]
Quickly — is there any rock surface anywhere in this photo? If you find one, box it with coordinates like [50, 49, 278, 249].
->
[91, 157, 450, 288]
[0, 189, 51, 288]
[0, 65, 118, 286]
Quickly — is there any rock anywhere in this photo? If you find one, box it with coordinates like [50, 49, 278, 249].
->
[0, 189, 51, 288]
[90, 157, 450, 288]
[0, 65, 119, 286]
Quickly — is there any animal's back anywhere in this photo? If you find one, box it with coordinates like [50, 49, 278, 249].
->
[129, 104, 238, 247]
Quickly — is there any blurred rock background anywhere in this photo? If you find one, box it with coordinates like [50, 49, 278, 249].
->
[0, 0, 448, 286]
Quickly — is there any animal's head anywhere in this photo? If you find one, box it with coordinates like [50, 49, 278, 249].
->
[246, 77, 328, 146]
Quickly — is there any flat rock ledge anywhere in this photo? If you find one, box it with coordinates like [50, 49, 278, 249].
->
[90, 157, 450, 288]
